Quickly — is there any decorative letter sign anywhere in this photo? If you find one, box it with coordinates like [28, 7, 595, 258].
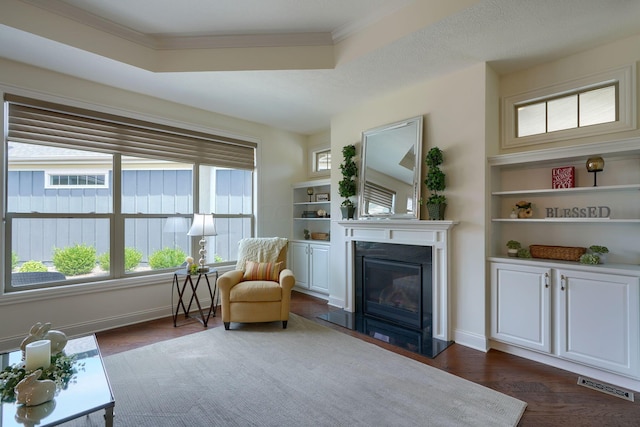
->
[552, 166, 575, 189]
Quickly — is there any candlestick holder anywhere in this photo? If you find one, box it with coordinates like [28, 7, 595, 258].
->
[586, 156, 604, 187]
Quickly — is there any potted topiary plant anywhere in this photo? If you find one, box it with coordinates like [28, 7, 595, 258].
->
[338, 144, 358, 219]
[424, 147, 446, 220]
[506, 240, 521, 257]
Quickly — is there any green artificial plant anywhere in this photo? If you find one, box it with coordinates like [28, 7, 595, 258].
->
[338, 144, 358, 210]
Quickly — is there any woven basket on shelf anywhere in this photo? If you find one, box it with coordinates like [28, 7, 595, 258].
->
[529, 245, 586, 261]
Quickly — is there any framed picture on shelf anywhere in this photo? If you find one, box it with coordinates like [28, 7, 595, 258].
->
[315, 193, 329, 202]
[551, 166, 575, 189]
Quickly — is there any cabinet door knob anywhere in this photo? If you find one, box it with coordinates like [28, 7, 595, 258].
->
[560, 274, 566, 291]
[544, 272, 549, 288]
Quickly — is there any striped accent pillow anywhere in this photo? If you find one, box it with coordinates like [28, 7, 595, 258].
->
[243, 261, 284, 281]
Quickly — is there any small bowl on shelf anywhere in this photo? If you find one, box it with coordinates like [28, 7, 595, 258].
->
[311, 232, 329, 241]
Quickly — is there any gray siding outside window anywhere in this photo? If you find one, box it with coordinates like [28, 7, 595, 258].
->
[9, 170, 193, 264]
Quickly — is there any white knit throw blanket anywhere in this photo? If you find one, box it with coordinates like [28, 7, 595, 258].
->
[235, 237, 288, 270]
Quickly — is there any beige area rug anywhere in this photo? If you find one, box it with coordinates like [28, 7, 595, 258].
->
[65, 315, 526, 426]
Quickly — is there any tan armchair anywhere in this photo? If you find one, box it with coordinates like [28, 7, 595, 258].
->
[217, 238, 295, 330]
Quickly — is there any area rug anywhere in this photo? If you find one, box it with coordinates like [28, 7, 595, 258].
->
[67, 315, 526, 426]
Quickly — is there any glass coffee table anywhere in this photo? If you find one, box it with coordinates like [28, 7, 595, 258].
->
[1, 334, 114, 427]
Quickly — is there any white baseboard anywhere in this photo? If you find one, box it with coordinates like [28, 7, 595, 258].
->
[453, 328, 489, 352]
[491, 340, 640, 393]
[293, 287, 329, 301]
[0, 298, 215, 353]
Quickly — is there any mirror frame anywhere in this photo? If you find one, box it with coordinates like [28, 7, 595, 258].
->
[358, 116, 423, 220]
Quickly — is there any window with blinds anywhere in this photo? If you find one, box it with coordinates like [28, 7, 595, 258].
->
[363, 182, 395, 215]
[4, 95, 256, 292]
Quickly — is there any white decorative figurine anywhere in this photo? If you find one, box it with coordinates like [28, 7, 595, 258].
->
[20, 322, 68, 355]
[14, 369, 56, 406]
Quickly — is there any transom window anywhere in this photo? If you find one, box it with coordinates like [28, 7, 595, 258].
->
[516, 83, 617, 137]
[501, 64, 635, 148]
[45, 171, 108, 188]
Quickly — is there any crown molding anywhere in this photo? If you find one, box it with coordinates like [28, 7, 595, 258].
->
[153, 32, 333, 50]
[21, 0, 333, 49]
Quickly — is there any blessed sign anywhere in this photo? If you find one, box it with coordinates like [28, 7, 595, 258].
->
[545, 206, 611, 218]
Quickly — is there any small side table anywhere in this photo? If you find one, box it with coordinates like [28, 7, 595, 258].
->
[172, 269, 218, 327]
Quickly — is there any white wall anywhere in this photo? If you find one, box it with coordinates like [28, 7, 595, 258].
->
[499, 33, 640, 152]
[0, 58, 306, 350]
[329, 63, 492, 350]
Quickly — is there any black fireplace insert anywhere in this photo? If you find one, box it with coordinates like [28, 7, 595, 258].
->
[319, 241, 453, 358]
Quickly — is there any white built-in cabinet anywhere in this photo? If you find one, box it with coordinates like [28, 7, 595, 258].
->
[488, 139, 640, 386]
[290, 179, 331, 299]
[491, 263, 551, 353]
[289, 241, 330, 296]
[556, 268, 639, 377]
[490, 261, 640, 378]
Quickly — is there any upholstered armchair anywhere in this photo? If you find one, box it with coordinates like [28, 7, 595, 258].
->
[217, 237, 295, 330]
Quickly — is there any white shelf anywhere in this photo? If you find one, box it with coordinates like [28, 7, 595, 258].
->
[293, 201, 331, 205]
[489, 138, 640, 267]
[492, 184, 640, 196]
[492, 218, 640, 223]
[292, 179, 331, 242]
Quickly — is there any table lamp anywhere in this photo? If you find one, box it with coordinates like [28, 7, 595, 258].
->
[187, 213, 216, 273]
[163, 217, 188, 247]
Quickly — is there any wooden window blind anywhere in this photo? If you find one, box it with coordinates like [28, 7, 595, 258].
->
[6, 95, 256, 170]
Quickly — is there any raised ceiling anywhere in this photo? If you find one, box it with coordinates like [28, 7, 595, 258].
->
[1, 0, 640, 135]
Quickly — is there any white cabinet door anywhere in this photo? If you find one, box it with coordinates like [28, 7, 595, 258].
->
[309, 243, 330, 293]
[490, 262, 552, 353]
[289, 242, 310, 289]
[556, 269, 640, 377]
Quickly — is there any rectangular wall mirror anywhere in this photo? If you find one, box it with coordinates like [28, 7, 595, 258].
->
[358, 116, 423, 219]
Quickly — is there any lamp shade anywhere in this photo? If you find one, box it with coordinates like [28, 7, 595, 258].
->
[163, 217, 188, 233]
[188, 213, 217, 237]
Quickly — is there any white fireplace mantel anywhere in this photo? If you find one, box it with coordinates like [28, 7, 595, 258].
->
[337, 219, 458, 341]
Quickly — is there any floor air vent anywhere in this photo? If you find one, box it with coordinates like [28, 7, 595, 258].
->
[577, 376, 635, 402]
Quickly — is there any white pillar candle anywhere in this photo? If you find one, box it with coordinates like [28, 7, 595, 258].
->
[25, 340, 51, 371]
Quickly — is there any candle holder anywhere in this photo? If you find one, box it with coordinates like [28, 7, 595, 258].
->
[586, 156, 604, 187]
[307, 187, 314, 202]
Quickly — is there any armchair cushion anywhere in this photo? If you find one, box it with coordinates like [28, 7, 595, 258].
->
[230, 281, 282, 302]
[242, 260, 283, 282]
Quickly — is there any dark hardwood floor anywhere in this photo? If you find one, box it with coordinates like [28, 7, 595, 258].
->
[96, 291, 638, 426]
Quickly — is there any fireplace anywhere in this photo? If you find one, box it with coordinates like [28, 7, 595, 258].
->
[321, 219, 457, 358]
[355, 242, 431, 331]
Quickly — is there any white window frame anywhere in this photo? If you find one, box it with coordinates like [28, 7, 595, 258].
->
[2, 89, 257, 293]
[44, 170, 110, 189]
[309, 145, 331, 177]
[502, 64, 636, 149]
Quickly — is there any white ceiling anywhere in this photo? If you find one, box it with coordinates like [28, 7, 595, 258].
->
[1, 0, 640, 135]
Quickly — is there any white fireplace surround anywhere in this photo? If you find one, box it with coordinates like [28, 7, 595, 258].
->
[337, 220, 458, 341]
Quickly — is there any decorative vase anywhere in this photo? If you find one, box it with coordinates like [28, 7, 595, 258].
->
[593, 253, 607, 264]
[507, 249, 518, 257]
[427, 203, 446, 220]
[340, 206, 356, 220]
